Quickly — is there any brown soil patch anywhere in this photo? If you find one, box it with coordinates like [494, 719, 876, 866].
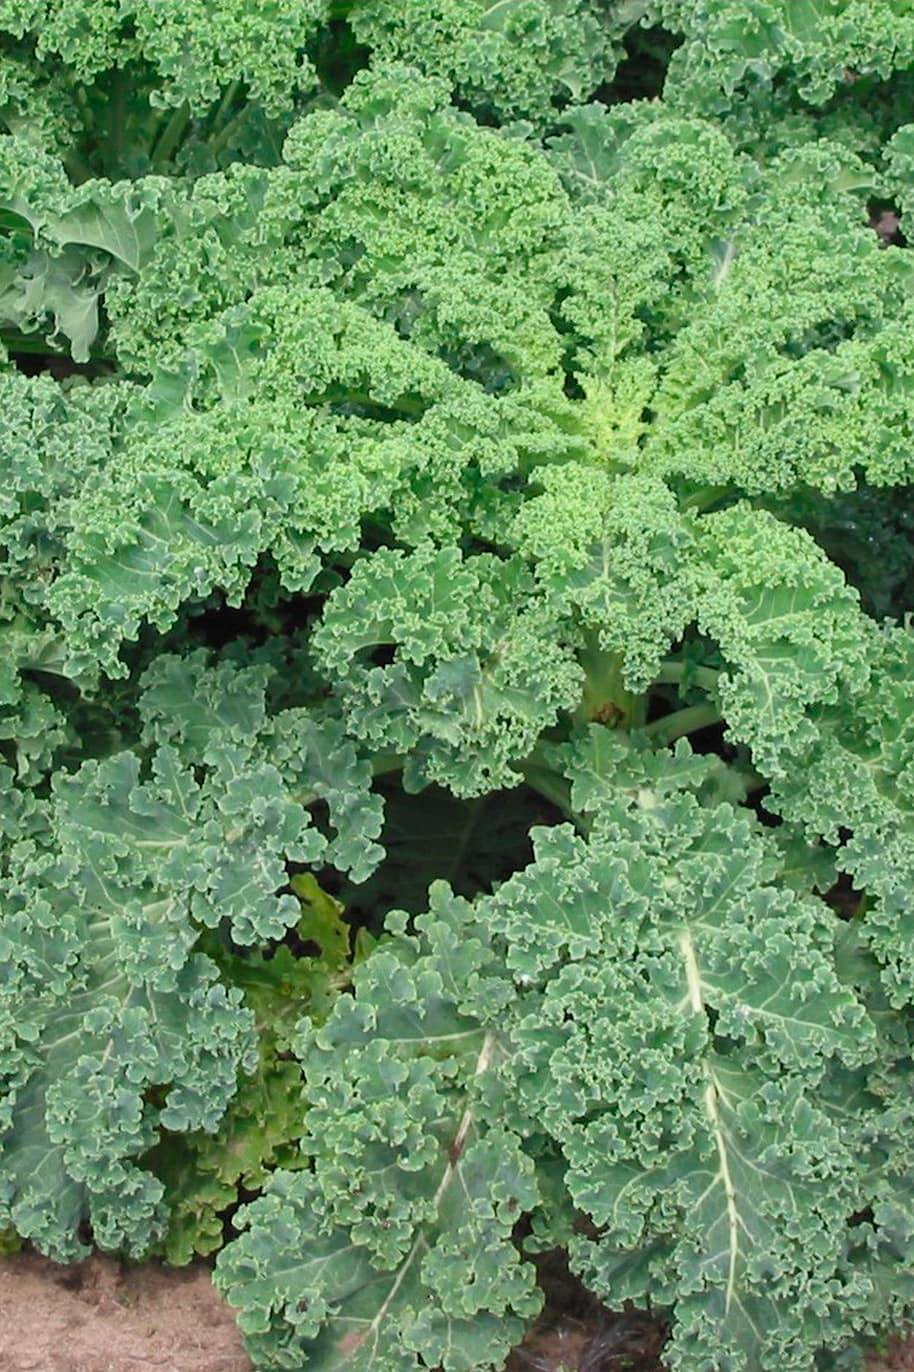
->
[0, 1251, 251, 1372]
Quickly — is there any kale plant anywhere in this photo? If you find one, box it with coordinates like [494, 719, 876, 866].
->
[1, 5, 914, 1370]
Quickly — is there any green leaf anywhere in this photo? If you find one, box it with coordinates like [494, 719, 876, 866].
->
[217, 786, 889, 1371]
[314, 546, 581, 795]
[216, 887, 539, 1370]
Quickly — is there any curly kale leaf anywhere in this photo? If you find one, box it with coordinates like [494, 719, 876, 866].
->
[313, 544, 581, 795]
[769, 626, 914, 1007]
[216, 755, 898, 1371]
[511, 466, 696, 690]
[0, 0, 329, 113]
[106, 65, 579, 375]
[216, 885, 539, 1371]
[348, 0, 637, 126]
[691, 504, 872, 777]
[0, 648, 385, 1261]
[550, 104, 914, 498]
[652, 0, 914, 113]
[146, 875, 356, 1267]
[511, 467, 873, 783]
[42, 277, 585, 680]
[0, 841, 255, 1261]
[0, 133, 168, 358]
[136, 650, 386, 899]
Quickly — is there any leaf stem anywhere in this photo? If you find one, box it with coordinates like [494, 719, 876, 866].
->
[678, 483, 733, 513]
[63, 149, 97, 186]
[368, 751, 404, 780]
[152, 101, 191, 169]
[576, 638, 645, 729]
[645, 702, 721, 747]
[657, 660, 722, 693]
[518, 758, 588, 832]
[210, 80, 241, 137]
[207, 105, 249, 160]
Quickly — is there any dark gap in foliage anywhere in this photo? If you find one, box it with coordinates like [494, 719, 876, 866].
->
[506, 1245, 667, 1372]
[147, 555, 332, 660]
[545, 292, 592, 398]
[278, 929, 325, 961]
[307, 18, 370, 97]
[441, 342, 517, 394]
[543, 326, 587, 400]
[20, 668, 81, 704]
[220, 1182, 264, 1249]
[371, 643, 397, 668]
[319, 386, 428, 423]
[326, 397, 419, 422]
[644, 689, 670, 726]
[181, 602, 271, 652]
[6, 341, 113, 381]
[746, 784, 777, 829]
[633, 301, 683, 353]
[356, 514, 399, 558]
[823, 869, 865, 920]
[779, 317, 856, 358]
[674, 716, 727, 758]
[317, 776, 562, 941]
[594, 25, 680, 107]
[779, 486, 914, 620]
[459, 102, 503, 130]
[869, 200, 906, 247]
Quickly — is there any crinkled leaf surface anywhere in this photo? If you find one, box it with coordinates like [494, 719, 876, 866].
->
[216, 751, 900, 1371]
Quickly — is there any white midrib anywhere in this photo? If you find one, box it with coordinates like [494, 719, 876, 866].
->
[347, 1029, 498, 1358]
[678, 928, 740, 1313]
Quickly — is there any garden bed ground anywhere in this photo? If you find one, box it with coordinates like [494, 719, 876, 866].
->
[0, 1252, 249, 1372]
[1, 1251, 912, 1372]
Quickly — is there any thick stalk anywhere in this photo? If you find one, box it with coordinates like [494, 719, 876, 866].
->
[657, 660, 722, 694]
[518, 757, 587, 832]
[207, 106, 249, 160]
[575, 638, 646, 730]
[209, 80, 241, 137]
[645, 702, 721, 747]
[679, 483, 734, 513]
[62, 150, 96, 185]
[519, 760, 570, 810]
[152, 101, 190, 169]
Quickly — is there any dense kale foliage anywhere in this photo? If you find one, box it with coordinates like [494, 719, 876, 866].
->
[2, 4, 914, 1369]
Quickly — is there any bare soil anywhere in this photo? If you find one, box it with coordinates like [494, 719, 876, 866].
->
[0, 1249, 911, 1372]
[0, 1251, 250, 1372]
